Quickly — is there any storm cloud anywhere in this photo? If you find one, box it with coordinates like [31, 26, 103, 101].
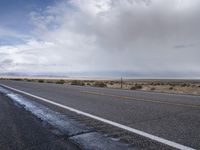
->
[0, 0, 200, 77]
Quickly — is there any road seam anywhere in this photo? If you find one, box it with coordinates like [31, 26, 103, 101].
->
[0, 84, 196, 150]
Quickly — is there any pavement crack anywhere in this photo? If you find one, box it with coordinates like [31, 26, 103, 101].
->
[68, 131, 95, 138]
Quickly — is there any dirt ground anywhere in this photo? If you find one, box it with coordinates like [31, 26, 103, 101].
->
[106, 79, 200, 95]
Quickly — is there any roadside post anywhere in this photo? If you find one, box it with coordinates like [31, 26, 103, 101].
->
[121, 77, 123, 89]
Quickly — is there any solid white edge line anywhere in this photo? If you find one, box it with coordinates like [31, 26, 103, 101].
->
[0, 84, 195, 150]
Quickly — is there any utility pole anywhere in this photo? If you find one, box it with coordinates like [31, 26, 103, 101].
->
[120, 77, 123, 89]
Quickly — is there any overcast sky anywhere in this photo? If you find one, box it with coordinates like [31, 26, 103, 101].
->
[0, 0, 200, 78]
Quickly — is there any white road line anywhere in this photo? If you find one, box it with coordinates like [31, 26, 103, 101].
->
[0, 84, 195, 150]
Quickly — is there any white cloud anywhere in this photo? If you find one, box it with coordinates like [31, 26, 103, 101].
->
[1, 0, 200, 77]
[0, 26, 29, 39]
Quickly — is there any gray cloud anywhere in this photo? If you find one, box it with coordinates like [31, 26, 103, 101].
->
[0, 58, 13, 69]
[84, 2, 198, 54]
[1, 0, 200, 77]
[174, 43, 196, 49]
[0, 52, 8, 56]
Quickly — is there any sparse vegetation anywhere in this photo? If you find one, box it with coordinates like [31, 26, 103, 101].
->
[26, 79, 33, 82]
[87, 83, 91, 86]
[130, 84, 143, 90]
[46, 80, 54, 83]
[109, 81, 114, 85]
[56, 80, 65, 84]
[94, 81, 107, 87]
[181, 83, 188, 87]
[38, 79, 44, 83]
[71, 80, 85, 86]
[191, 84, 196, 87]
[2, 77, 200, 96]
[12, 78, 23, 81]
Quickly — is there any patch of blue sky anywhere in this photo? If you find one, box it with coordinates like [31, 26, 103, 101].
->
[0, 0, 61, 38]
[0, 36, 27, 46]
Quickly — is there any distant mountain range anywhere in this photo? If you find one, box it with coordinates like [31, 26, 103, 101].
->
[0, 71, 200, 79]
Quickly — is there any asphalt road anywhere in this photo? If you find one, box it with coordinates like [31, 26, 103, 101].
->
[0, 91, 80, 150]
[0, 80, 200, 149]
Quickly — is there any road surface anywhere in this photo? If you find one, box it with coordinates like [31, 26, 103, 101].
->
[0, 80, 200, 150]
[0, 91, 80, 150]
